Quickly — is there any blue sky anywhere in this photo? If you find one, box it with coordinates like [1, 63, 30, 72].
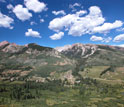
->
[0, 0, 124, 47]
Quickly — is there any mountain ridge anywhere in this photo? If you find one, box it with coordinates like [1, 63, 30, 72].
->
[0, 41, 76, 83]
[0, 41, 124, 83]
[55, 43, 124, 52]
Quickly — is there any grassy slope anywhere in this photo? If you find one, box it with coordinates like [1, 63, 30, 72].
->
[79, 66, 124, 85]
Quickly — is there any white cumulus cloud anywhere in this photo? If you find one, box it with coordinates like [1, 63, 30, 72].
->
[25, 29, 41, 38]
[68, 6, 105, 36]
[69, 3, 81, 12]
[113, 34, 124, 42]
[116, 28, 124, 32]
[30, 21, 37, 25]
[52, 10, 66, 16]
[49, 6, 123, 39]
[7, 4, 13, 10]
[13, 5, 32, 21]
[49, 6, 105, 36]
[117, 44, 124, 47]
[50, 32, 64, 40]
[49, 14, 77, 32]
[40, 19, 44, 23]
[102, 37, 112, 43]
[90, 35, 112, 43]
[69, 3, 81, 8]
[93, 20, 123, 33]
[0, 11, 14, 29]
[90, 35, 103, 41]
[76, 10, 87, 16]
[24, 0, 47, 13]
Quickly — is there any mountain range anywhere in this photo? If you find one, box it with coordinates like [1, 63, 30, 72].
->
[0, 41, 124, 84]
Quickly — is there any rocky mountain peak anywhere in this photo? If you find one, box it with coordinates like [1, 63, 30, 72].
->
[72, 43, 84, 47]
[0, 41, 9, 47]
[55, 45, 72, 52]
[11, 43, 18, 47]
[55, 43, 97, 58]
[0, 41, 24, 53]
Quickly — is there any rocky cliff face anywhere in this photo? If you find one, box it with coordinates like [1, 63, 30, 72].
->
[55, 43, 124, 57]
[55, 43, 98, 58]
[55, 43, 124, 66]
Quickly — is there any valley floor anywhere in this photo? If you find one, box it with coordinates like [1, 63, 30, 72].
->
[0, 78, 124, 107]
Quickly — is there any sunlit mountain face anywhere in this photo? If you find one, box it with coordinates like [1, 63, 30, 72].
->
[0, 0, 124, 107]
